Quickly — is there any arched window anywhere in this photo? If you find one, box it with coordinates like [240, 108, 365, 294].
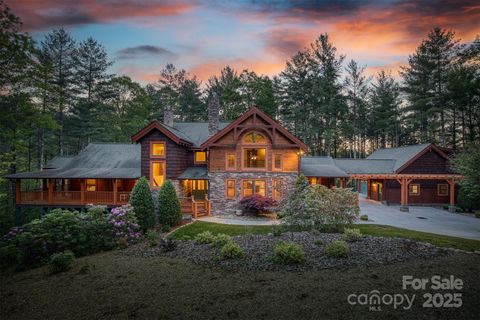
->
[243, 132, 266, 144]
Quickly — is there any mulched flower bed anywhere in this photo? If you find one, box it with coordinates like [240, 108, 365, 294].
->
[121, 232, 451, 272]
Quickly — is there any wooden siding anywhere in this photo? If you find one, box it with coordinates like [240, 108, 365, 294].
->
[400, 149, 452, 174]
[383, 179, 455, 204]
[139, 129, 194, 179]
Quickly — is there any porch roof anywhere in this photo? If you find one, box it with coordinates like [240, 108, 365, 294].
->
[300, 157, 349, 178]
[177, 167, 209, 180]
[5, 143, 141, 179]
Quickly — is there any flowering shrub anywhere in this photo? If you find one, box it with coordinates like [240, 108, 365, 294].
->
[280, 177, 359, 230]
[0, 209, 115, 269]
[108, 205, 141, 245]
[239, 195, 277, 213]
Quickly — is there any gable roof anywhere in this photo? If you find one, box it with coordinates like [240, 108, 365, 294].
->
[5, 144, 140, 179]
[131, 120, 230, 148]
[300, 157, 349, 177]
[367, 143, 448, 172]
[200, 107, 308, 151]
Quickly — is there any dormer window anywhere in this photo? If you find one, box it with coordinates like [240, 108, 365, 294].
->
[243, 132, 266, 144]
[195, 151, 207, 163]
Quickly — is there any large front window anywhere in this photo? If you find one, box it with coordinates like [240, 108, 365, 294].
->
[244, 148, 266, 169]
[151, 162, 165, 187]
[243, 180, 266, 196]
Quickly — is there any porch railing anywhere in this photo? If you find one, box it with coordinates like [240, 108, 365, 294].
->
[18, 190, 131, 206]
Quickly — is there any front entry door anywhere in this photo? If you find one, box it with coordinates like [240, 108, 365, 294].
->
[192, 180, 208, 200]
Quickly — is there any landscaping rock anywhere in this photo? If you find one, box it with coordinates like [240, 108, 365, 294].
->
[121, 231, 451, 272]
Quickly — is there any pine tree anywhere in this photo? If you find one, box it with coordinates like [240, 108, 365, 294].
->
[157, 180, 181, 227]
[344, 60, 370, 158]
[239, 70, 278, 116]
[369, 71, 401, 149]
[40, 28, 77, 156]
[129, 176, 155, 231]
[207, 66, 244, 120]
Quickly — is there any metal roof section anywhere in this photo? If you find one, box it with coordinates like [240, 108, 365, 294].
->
[5, 143, 141, 179]
[43, 156, 74, 169]
[171, 122, 230, 148]
[367, 143, 431, 172]
[334, 159, 396, 174]
[177, 166, 209, 179]
[300, 156, 349, 178]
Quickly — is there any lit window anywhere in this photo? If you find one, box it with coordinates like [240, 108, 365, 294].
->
[273, 154, 282, 170]
[195, 151, 207, 163]
[409, 184, 420, 196]
[86, 179, 96, 191]
[151, 142, 165, 157]
[273, 179, 283, 199]
[437, 184, 448, 196]
[243, 180, 266, 197]
[243, 132, 266, 144]
[244, 148, 266, 168]
[195, 180, 206, 190]
[151, 162, 165, 187]
[226, 180, 236, 198]
[226, 153, 236, 170]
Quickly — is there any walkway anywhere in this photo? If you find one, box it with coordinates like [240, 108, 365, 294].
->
[198, 200, 480, 240]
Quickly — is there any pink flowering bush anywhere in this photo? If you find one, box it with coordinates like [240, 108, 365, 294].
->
[108, 205, 141, 245]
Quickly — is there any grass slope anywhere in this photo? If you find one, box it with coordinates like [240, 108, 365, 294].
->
[1, 250, 479, 319]
[169, 221, 480, 252]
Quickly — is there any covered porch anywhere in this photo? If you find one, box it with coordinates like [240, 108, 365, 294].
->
[350, 174, 461, 212]
[177, 167, 211, 218]
[15, 178, 136, 207]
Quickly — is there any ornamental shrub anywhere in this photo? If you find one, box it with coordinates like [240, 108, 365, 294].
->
[220, 242, 245, 259]
[48, 250, 75, 274]
[342, 228, 363, 242]
[108, 205, 142, 245]
[360, 214, 369, 221]
[272, 241, 306, 264]
[325, 240, 350, 258]
[280, 183, 359, 230]
[4, 209, 115, 268]
[194, 231, 215, 244]
[212, 233, 233, 248]
[129, 177, 155, 231]
[239, 195, 277, 214]
[146, 230, 158, 247]
[158, 180, 182, 227]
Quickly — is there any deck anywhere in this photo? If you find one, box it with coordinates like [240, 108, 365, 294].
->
[17, 190, 131, 206]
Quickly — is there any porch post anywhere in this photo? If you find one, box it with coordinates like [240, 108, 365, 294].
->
[113, 178, 118, 205]
[448, 178, 455, 213]
[399, 178, 409, 212]
[366, 179, 371, 199]
[357, 178, 361, 193]
[80, 179, 85, 204]
[15, 179, 21, 205]
[48, 179, 54, 204]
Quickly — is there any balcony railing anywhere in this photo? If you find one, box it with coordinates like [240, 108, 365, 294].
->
[18, 190, 131, 206]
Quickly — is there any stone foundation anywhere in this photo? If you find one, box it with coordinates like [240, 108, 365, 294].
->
[207, 172, 297, 215]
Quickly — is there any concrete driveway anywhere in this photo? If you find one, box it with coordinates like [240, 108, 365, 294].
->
[358, 198, 480, 240]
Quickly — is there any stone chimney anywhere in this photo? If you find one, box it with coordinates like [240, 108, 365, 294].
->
[208, 92, 220, 137]
[163, 107, 174, 127]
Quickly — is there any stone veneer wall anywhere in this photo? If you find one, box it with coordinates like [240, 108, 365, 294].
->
[208, 172, 298, 215]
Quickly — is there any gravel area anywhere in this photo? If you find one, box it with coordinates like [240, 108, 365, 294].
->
[121, 232, 451, 272]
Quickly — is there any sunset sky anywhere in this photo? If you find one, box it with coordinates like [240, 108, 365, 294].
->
[10, 0, 480, 84]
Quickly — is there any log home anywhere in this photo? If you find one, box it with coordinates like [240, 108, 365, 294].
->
[6, 106, 461, 216]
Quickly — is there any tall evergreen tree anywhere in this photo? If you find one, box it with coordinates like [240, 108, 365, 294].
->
[207, 66, 244, 120]
[369, 71, 401, 149]
[40, 28, 77, 155]
[343, 60, 370, 158]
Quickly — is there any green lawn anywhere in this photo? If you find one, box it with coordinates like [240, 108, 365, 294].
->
[169, 221, 480, 252]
